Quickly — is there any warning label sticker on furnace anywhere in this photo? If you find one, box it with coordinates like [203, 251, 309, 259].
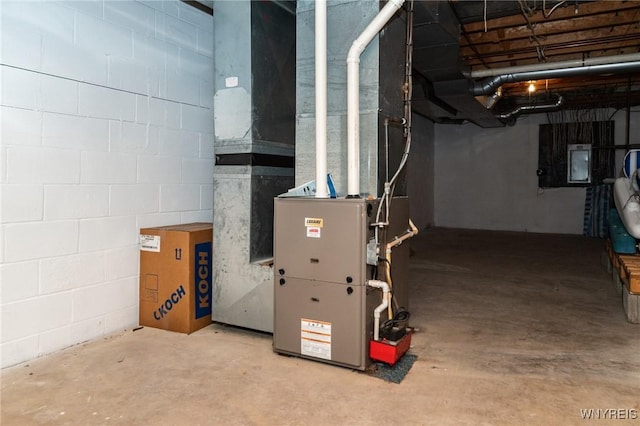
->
[301, 319, 331, 360]
[306, 227, 321, 238]
[140, 235, 161, 252]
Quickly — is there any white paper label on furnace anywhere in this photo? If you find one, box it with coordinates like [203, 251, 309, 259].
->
[306, 227, 321, 238]
[301, 319, 331, 360]
[139, 235, 161, 252]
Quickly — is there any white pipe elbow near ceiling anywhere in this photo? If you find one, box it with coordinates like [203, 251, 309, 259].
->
[346, 0, 405, 197]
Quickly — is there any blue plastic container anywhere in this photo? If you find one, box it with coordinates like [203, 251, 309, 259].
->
[609, 209, 637, 254]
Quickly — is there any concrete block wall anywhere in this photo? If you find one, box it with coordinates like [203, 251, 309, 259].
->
[0, 0, 213, 368]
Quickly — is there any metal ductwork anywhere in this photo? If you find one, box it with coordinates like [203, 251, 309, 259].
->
[411, 1, 504, 128]
[497, 94, 565, 124]
[412, 2, 461, 82]
[469, 53, 640, 79]
[432, 78, 505, 127]
[410, 1, 640, 127]
[470, 60, 640, 97]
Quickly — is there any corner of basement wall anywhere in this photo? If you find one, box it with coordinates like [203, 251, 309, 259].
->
[0, 0, 214, 368]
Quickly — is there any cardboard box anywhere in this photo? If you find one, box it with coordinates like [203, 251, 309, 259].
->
[139, 223, 213, 334]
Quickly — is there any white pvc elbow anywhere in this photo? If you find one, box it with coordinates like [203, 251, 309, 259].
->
[367, 279, 390, 341]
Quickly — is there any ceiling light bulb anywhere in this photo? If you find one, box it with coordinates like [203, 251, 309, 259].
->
[528, 82, 536, 93]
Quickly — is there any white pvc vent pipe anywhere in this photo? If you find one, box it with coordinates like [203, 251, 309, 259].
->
[315, 0, 328, 198]
[367, 279, 390, 341]
[346, 0, 404, 197]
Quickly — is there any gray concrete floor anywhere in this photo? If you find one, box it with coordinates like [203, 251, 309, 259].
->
[2, 228, 639, 425]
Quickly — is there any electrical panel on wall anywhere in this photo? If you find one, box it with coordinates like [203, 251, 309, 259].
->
[567, 144, 591, 184]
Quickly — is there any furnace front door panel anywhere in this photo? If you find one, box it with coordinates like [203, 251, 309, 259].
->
[273, 277, 364, 368]
[274, 199, 366, 285]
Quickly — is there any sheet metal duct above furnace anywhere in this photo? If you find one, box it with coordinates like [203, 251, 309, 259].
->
[411, 1, 504, 128]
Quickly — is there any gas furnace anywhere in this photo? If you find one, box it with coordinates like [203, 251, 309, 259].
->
[273, 197, 410, 370]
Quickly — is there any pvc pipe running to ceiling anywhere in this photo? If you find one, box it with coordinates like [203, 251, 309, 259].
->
[346, 0, 404, 197]
[315, 0, 328, 198]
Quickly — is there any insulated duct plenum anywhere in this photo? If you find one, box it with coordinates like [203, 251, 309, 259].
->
[411, 2, 505, 127]
[411, 1, 461, 81]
